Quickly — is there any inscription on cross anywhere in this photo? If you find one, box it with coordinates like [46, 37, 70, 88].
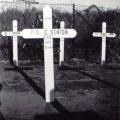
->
[92, 22, 116, 65]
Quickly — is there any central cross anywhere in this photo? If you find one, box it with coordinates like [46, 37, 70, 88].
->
[20, 6, 77, 102]
[1, 5, 77, 102]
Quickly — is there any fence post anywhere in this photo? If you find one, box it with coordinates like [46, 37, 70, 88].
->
[71, 3, 76, 58]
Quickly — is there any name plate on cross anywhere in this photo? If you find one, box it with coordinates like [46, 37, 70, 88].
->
[20, 28, 76, 39]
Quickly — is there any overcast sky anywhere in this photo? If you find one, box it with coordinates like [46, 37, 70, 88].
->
[5, 0, 120, 10]
[34, 0, 120, 8]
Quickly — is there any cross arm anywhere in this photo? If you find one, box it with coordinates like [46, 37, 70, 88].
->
[20, 28, 77, 39]
[106, 33, 116, 38]
[20, 29, 44, 39]
[93, 32, 116, 38]
[92, 32, 103, 37]
[52, 29, 77, 38]
[1, 31, 14, 36]
[1, 31, 21, 37]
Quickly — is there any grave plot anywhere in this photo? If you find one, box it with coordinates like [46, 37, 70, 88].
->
[3, 63, 118, 120]
[0, 62, 119, 120]
[0, 63, 58, 120]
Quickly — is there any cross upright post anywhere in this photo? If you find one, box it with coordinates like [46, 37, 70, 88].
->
[59, 21, 65, 66]
[43, 6, 54, 102]
[1, 20, 21, 66]
[13, 20, 19, 66]
[92, 22, 116, 65]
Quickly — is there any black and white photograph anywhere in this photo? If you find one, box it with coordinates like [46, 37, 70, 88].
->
[0, 0, 120, 120]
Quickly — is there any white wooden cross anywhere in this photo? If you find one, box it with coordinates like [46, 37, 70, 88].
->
[20, 5, 77, 102]
[59, 21, 65, 66]
[92, 22, 116, 65]
[1, 20, 21, 66]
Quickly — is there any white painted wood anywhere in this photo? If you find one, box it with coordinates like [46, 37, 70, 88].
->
[1, 31, 14, 36]
[1, 20, 21, 66]
[21, 29, 77, 39]
[92, 22, 116, 65]
[20, 29, 44, 39]
[13, 20, 18, 66]
[51, 29, 77, 38]
[59, 21, 65, 66]
[101, 22, 106, 65]
[93, 32, 116, 38]
[43, 5, 55, 102]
